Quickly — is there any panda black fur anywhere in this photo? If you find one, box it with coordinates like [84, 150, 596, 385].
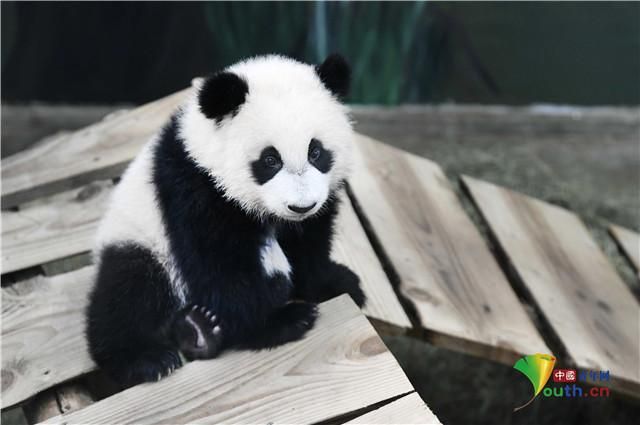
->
[86, 54, 365, 387]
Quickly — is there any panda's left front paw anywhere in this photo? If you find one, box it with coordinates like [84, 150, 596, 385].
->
[328, 263, 366, 307]
[172, 305, 223, 360]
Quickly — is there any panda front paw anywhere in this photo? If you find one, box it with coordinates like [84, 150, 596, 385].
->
[280, 302, 318, 336]
[305, 262, 366, 307]
[173, 304, 223, 360]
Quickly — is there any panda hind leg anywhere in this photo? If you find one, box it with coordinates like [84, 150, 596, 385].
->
[87, 243, 184, 388]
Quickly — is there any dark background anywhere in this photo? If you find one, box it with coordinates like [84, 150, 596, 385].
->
[2, 1, 639, 105]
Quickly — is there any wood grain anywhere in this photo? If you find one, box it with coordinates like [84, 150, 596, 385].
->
[346, 392, 441, 424]
[348, 134, 549, 363]
[1, 267, 95, 408]
[1, 89, 189, 208]
[609, 224, 640, 276]
[333, 193, 412, 329]
[41, 295, 414, 425]
[463, 176, 640, 395]
[1, 181, 112, 274]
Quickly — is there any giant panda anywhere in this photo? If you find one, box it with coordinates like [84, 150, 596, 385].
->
[86, 54, 365, 387]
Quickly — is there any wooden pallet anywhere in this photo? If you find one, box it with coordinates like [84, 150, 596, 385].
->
[2, 86, 639, 422]
[463, 177, 640, 395]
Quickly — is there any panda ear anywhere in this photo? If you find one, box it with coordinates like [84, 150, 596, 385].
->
[316, 54, 351, 99]
[198, 71, 249, 121]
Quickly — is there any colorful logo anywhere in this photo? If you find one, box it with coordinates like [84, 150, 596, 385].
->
[512, 353, 556, 411]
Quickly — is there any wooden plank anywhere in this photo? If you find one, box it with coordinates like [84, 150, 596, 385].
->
[463, 176, 640, 395]
[1, 181, 112, 275]
[1, 177, 410, 328]
[41, 295, 414, 425]
[346, 393, 441, 424]
[333, 194, 412, 329]
[1, 89, 189, 208]
[348, 134, 550, 363]
[1, 267, 95, 408]
[22, 267, 97, 424]
[609, 224, 640, 275]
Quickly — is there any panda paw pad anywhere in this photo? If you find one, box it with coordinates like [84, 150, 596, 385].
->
[173, 304, 223, 360]
[191, 305, 222, 335]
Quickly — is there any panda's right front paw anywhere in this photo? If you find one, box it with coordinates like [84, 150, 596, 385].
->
[173, 305, 223, 360]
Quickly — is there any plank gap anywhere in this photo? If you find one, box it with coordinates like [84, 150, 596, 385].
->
[344, 183, 421, 330]
[458, 176, 571, 364]
[1, 266, 43, 287]
[40, 253, 93, 277]
[23, 380, 93, 424]
[581, 221, 639, 300]
[606, 225, 640, 300]
[314, 390, 414, 425]
[2, 163, 128, 210]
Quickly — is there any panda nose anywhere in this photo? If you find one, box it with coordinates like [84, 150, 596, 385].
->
[288, 203, 316, 214]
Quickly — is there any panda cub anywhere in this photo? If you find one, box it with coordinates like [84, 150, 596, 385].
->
[86, 54, 365, 387]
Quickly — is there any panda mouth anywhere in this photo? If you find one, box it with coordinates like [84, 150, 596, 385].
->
[287, 203, 317, 214]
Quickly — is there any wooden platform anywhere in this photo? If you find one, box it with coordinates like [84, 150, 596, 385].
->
[2, 86, 639, 423]
[463, 177, 640, 395]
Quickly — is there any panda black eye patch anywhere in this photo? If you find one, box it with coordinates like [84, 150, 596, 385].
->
[251, 146, 283, 185]
[308, 138, 333, 173]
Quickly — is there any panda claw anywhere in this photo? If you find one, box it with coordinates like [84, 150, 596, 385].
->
[213, 325, 221, 335]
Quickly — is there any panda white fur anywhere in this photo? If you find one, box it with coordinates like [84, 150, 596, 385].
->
[86, 54, 365, 387]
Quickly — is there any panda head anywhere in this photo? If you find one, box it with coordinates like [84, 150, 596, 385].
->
[179, 54, 354, 222]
